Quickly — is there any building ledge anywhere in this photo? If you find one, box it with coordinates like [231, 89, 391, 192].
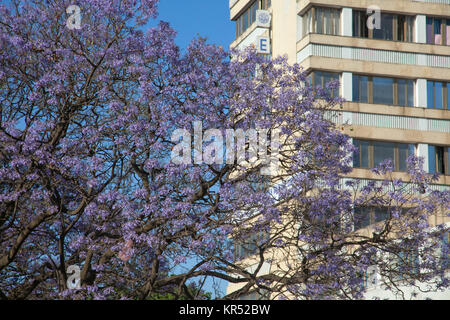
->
[342, 102, 450, 121]
[297, 0, 450, 17]
[297, 34, 450, 57]
[344, 168, 450, 186]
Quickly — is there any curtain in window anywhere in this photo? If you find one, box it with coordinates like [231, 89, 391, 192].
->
[406, 16, 414, 42]
[302, 9, 313, 37]
[315, 8, 323, 34]
[324, 9, 332, 35]
[434, 19, 442, 44]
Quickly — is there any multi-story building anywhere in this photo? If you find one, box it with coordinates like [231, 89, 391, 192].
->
[227, 0, 450, 299]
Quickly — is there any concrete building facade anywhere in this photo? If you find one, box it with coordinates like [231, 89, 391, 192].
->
[227, 0, 450, 299]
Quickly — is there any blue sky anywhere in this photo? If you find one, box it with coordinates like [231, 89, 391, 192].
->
[154, 1, 234, 298]
[156, 0, 235, 50]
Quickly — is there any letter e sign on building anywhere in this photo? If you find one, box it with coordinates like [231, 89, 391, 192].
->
[257, 36, 271, 55]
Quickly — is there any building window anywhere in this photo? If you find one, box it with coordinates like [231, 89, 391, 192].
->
[353, 75, 414, 107]
[260, 0, 271, 10]
[427, 81, 449, 110]
[428, 145, 450, 175]
[391, 247, 420, 281]
[235, 0, 272, 39]
[248, 172, 271, 192]
[234, 231, 270, 261]
[353, 139, 415, 172]
[353, 11, 414, 42]
[426, 17, 450, 46]
[301, 7, 341, 38]
[373, 77, 394, 105]
[307, 71, 340, 97]
[354, 207, 389, 230]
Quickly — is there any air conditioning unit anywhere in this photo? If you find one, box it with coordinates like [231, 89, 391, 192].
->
[256, 10, 271, 28]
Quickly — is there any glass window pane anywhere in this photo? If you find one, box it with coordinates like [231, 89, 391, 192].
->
[306, 73, 313, 86]
[373, 14, 393, 40]
[251, 2, 257, 25]
[427, 81, 434, 108]
[436, 146, 445, 174]
[324, 9, 331, 34]
[408, 144, 415, 157]
[361, 140, 369, 168]
[360, 76, 368, 103]
[375, 208, 389, 223]
[353, 139, 369, 168]
[315, 8, 323, 34]
[408, 16, 414, 42]
[373, 141, 395, 167]
[353, 75, 371, 103]
[428, 145, 436, 173]
[384, 15, 394, 40]
[398, 15, 405, 41]
[308, 10, 313, 34]
[353, 139, 361, 168]
[353, 11, 363, 37]
[302, 11, 308, 37]
[373, 77, 394, 105]
[398, 143, 408, 171]
[398, 80, 406, 106]
[435, 82, 443, 109]
[354, 207, 371, 230]
[353, 75, 360, 101]
[407, 80, 414, 107]
[448, 147, 450, 174]
[333, 10, 340, 35]
[243, 11, 248, 31]
[447, 83, 450, 109]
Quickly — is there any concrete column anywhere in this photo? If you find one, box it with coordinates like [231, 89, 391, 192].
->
[415, 15, 427, 44]
[416, 78, 427, 108]
[417, 143, 429, 172]
[341, 72, 353, 102]
[271, 0, 298, 64]
[341, 8, 353, 37]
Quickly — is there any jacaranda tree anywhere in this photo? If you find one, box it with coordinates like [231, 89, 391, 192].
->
[0, 0, 448, 300]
